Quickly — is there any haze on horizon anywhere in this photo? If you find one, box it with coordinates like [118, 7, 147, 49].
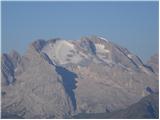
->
[1, 1, 158, 62]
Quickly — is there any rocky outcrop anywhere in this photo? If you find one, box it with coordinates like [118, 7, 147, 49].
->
[1, 50, 21, 86]
[2, 46, 73, 118]
[147, 53, 159, 75]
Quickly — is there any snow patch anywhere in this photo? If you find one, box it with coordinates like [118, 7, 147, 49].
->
[99, 37, 109, 42]
[95, 44, 110, 53]
[127, 54, 132, 59]
[42, 40, 88, 65]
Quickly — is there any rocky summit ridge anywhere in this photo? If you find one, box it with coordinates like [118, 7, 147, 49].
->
[1, 36, 159, 118]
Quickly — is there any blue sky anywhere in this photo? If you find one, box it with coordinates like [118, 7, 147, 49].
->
[2, 1, 158, 62]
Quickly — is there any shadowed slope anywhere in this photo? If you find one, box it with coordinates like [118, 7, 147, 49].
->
[55, 66, 78, 111]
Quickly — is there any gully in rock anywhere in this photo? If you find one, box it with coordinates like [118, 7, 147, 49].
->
[55, 66, 78, 111]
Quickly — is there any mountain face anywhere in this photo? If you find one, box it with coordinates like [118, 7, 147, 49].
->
[1, 36, 159, 118]
[147, 53, 159, 75]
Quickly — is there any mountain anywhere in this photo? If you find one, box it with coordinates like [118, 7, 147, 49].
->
[1, 36, 159, 118]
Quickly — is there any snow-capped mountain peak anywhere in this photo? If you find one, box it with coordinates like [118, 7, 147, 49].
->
[2, 36, 158, 119]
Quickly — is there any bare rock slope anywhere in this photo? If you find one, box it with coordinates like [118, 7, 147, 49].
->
[147, 53, 159, 75]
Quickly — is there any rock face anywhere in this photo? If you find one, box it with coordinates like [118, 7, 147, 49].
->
[1, 50, 21, 86]
[1, 36, 159, 118]
[147, 53, 159, 75]
[2, 44, 72, 118]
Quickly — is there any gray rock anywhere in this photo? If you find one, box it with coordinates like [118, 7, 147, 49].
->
[147, 53, 159, 75]
[2, 47, 72, 118]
